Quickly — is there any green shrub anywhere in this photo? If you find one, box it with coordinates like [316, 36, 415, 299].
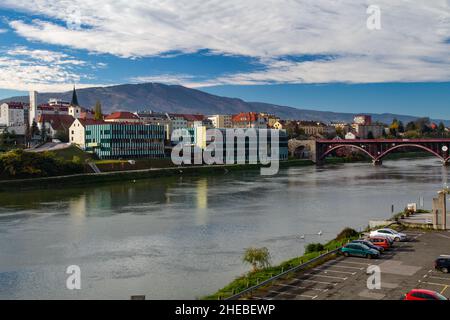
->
[305, 243, 325, 254]
[0, 149, 84, 179]
[336, 227, 359, 240]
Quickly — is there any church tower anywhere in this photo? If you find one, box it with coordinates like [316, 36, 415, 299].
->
[70, 86, 80, 107]
[69, 86, 82, 119]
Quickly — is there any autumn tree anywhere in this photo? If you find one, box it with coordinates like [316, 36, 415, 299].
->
[242, 247, 271, 272]
[94, 100, 103, 121]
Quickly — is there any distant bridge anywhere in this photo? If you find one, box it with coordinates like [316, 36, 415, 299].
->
[289, 139, 450, 165]
[316, 138, 450, 165]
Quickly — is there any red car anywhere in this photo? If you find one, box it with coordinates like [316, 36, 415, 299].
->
[368, 237, 391, 250]
[404, 289, 448, 300]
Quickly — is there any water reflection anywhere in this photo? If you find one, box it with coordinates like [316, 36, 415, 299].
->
[0, 158, 448, 299]
[195, 178, 208, 226]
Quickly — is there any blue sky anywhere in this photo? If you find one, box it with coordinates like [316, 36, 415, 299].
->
[0, 1, 449, 118]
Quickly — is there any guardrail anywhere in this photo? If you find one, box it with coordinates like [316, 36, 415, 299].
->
[225, 248, 341, 300]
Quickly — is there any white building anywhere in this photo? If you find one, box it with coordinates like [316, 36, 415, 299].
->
[345, 131, 358, 140]
[0, 102, 26, 126]
[168, 114, 188, 131]
[68, 105, 83, 119]
[69, 118, 104, 148]
[135, 111, 171, 139]
[49, 98, 71, 107]
[208, 115, 233, 128]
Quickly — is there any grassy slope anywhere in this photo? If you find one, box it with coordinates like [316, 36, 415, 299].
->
[50, 145, 93, 162]
[203, 235, 359, 300]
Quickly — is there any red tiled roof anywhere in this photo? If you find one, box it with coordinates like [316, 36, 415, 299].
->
[232, 112, 259, 123]
[75, 119, 106, 126]
[2, 102, 28, 109]
[105, 111, 140, 120]
[37, 114, 75, 131]
[37, 104, 69, 112]
[170, 114, 205, 122]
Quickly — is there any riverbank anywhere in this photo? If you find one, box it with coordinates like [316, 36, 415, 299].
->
[0, 151, 437, 191]
[0, 159, 314, 191]
[203, 228, 361, 300]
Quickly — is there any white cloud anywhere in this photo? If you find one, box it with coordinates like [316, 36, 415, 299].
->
[129, 74, 205, 87]
[0, 29, 7, 34]
[0, 46, 102, 91]
[1, 0, 450, 85]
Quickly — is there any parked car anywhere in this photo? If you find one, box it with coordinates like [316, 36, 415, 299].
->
[370, 228, 407, 242]
[340, 243, 380, 259]
[403, 289, 448, 300]
[368, 237, 391, 250]
[435, 255, 450, 273]
[351, 239, 385, 253]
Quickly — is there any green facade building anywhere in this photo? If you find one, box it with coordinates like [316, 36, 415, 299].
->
[85, 123, 165, 159]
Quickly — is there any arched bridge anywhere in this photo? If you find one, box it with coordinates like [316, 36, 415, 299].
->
[316, 139, 450, 165]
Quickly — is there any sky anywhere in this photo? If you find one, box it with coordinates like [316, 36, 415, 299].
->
[0, 1, 449, 118]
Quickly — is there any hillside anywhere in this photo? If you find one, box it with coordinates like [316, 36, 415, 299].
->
[1, 83, 448, 125]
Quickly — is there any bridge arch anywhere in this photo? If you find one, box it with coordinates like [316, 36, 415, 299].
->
[376, 144, 445, 162]
[320, 144, 376, 160]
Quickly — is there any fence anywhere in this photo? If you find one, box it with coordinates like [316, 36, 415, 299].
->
[225, 248, 340, 300]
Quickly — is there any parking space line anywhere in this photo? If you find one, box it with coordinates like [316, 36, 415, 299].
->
[268, 290, 316, 299]
[420, 281, 447, 287]
[332, 260, 370, 266]
[293, 278, 338, 285]
[282, 284, 328, 292]
[324, 263, 364, 270]
[427, 276, 450, 282]
[312, 268, 356, 275]
[267, 290, 294, 297]
[303, 273, 347, 280]
[440, 285, 449, 295]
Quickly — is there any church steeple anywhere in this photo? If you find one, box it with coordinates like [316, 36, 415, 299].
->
[70, 86, 79, 106]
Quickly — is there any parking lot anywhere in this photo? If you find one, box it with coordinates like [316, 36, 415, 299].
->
[250, 230, 450, 300]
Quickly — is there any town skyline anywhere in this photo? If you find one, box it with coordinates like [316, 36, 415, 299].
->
[1, 82, 450, 122]
[1, 1, 449, 117]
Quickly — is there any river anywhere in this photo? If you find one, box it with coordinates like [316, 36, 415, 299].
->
[0, 157, 448, 299]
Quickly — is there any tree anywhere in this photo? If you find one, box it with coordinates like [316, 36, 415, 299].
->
[94, 100, 103, 121]
[0, 128, 16, 150]
[367, 131, 374, 139]
[389, 118, 399, 136]
[335, 127, 344, 138]
[415, 117, 431, 134]
[40, 123, 47, 142]
[405, 121, 416, 132]
[438, 122, 446, 133]
[31, 120, 39, 137]
[242, 247, 271, 272]
[398, 121, 405, 133]
[54, 130, 69, 142]
[285, 122, 303, 139]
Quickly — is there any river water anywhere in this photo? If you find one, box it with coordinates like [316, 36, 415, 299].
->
[0, 158, 448, 299]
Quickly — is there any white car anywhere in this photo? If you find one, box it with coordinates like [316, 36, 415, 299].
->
[369, 228, 407, 242]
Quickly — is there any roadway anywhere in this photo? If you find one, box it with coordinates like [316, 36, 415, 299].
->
[26, 142, 71, 152]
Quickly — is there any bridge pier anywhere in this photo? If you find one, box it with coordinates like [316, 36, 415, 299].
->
[372, 159, 382, 166]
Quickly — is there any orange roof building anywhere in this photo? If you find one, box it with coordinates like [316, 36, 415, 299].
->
[104, 111, 141, 123]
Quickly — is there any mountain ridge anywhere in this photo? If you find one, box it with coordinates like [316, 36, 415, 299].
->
[1, 82, 448, 126]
